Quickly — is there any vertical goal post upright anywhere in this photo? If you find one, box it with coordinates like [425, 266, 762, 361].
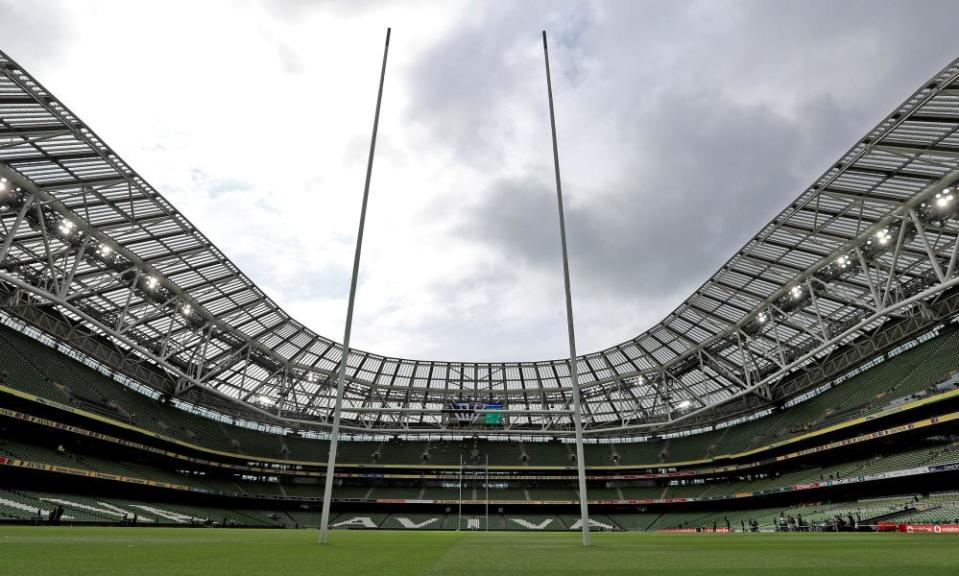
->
[542, 30, 592, 547]
[458, 453, 463, 531]
[318, 27, 391, 544]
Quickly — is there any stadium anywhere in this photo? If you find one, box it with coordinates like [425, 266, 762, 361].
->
[2, 3, 959, 575]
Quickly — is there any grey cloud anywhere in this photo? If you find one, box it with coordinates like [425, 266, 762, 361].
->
[403, 2, 595, 170]
[360, 269, 568, 361]
[275, 42, 304, 75]
[0, 1, 70, 65]
[400, 0, 959, 357]
[460, 90, 824, 303]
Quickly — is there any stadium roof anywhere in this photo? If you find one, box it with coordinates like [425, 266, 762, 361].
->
[1, 49, 959, 436]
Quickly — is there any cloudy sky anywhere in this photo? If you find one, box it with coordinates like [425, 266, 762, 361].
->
[2, 0, 958, 362]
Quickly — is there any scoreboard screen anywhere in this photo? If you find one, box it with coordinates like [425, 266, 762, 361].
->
[483, 403, 503, 425]
[445, 401, 505, 426]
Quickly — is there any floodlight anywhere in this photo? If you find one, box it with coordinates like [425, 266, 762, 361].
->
[0, 177, 16, 195]
[875, 228, 892, 246]
[936, 190, 954, 208]
[95, 244, 116, 265]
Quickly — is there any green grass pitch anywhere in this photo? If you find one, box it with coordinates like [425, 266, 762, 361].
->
[2, 527, 958, 575]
